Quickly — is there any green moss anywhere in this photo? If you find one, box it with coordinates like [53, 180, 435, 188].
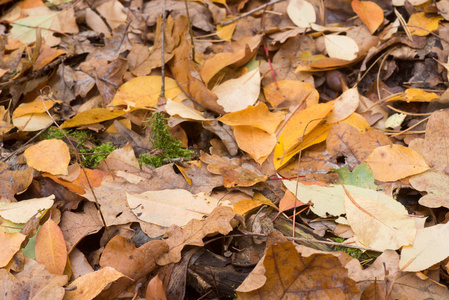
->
[43, 128, 91, 147]
[138, 112, 193, 168]
[80, 142, 115, 169]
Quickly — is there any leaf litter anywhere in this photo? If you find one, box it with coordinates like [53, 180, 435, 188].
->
[2, 0, 449, 298]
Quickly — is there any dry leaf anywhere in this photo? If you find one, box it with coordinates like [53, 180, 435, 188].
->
[327, 88, 360, 123]
[35, 218, 67, 275]
[214, 68, 261, 113]
[0, 231, 26, 268]
[287, 0, 316, 28]
[64, 267, 126, 300]
[365, 145, 430, 182]
[408, 12, 443, 36]
[233, 126, 277, 164]
[219, 102, 285, 134]
[237, 240, 359, 299]
[344, 186, 417, 251]
[263, 80, 319, 108]
[24, 139, 70, 175]
[0, 196, 54, 223]
[60, 108, 129, 129]
[351, 0, 384, 34]
[324, 35, 359, 61]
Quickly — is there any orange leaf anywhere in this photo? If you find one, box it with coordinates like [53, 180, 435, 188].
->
[365, 144, 430, 182]
[35, 218, 67, 275]
[24, 139, 70, 175]
[351, 0, 384, 34]
[233, 126, 277, 164]
[0, 231, 26, 268]
[146, 275, 167, 300]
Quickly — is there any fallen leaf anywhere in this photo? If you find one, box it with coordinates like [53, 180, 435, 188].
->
[399, 222, 449, 272]
[287, 0, 316, 28]
[214, 68, 261, 113]
[201, 35, 262, 84]
[157, 206, 239, 265]
[351, 0, 384, 34]
[237, 240, 359, 299]
[409, 171, 449, 208]
[324, 35, 359, 61]
[110, 76, 184, 109]
[274, 102, 334, 169]
[219, 102, 285, 134]
[0, 231, 26, 268]
[386, 88, 439, 103]
[127, 189, 230, 227]
[165, 98, 207, 121]
[343, 185, 417, 251]
[233, 192, 277, 216]
[263, 80, 319, 108]
[35, 218, 67, 275]
[333, 163, 377, 190]
[408, 12, 443, 36]
[201, 153, 267, 188]
[326, 88, 360, 123]
[409, 110, 449, 173]
[60, 108, 129, 129]
[146, 275, 167, 300]
[24, 139, 70, 175]
[233, 126, 277, 164]
[0, 195, 54, 223]
[365, 145, 430, 182]
[64, 266, 127, 300]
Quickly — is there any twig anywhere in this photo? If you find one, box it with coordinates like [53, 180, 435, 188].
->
[219, 0, 284, 26]
[160, 0, 167, 99]
[285, 236, 381, 252]
[184, 0, 197, 63]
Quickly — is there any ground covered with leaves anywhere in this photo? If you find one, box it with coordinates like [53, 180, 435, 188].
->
[2, 0, 449, 299]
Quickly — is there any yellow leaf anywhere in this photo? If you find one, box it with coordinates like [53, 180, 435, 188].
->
[12, 100, 62, 118]
[233, 192, 277, 216]
[351, 0, 384, 34]
[216, 22, 237, 42]
[60, 108, 129, 129]
[219, 102, 285, 134]
[408, 12, 443, 36]
[386, 88, 439, 103]
[274, 102, 333, 169]
[365, 144, 430, 182]
[234, 126, 277, 164]
[24, 139, 70, 175]
[109, 76, 184, 109]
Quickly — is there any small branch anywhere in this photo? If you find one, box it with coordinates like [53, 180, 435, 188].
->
[219, 0, 284, 26]
[184, 0, 197, 63]
[160, 0, 167, 99]
[285, 236, 382, 252]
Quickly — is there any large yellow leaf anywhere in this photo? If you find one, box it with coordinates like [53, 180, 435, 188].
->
[219, 102, 285, 134]
[35, 218, 67, 275]
[24, 139, 70, 175]
[408, 12, 443, 36]
[109, 76, 184, 109]
[60, 108, 129, 129]
[274, 102, 333, 169]
[233, 126, 277, 164]
[365, 144, 430, 182]
[351, 0, 384, 34]
[343, 185, 417, 251]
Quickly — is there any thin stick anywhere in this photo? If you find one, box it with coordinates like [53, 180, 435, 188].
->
[285, 236, 381, 252]
[219, 0, 284, 26]
[184, 0, 197, 63]
[386, 105, 432, 116]
[389, 116, 430, 138]
[160, 0, 167, 99]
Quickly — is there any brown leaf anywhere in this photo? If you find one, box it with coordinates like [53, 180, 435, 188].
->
[326, 123, 392, 170]
[168, 16, 224, 114]
[237, 240, 359, 299]
[146, 275, 167, 300]
[60, 202, 103, 253]
[0, 162, 33, 202]
[157, 206, 239, 265]
[201, 153, 267, 188]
